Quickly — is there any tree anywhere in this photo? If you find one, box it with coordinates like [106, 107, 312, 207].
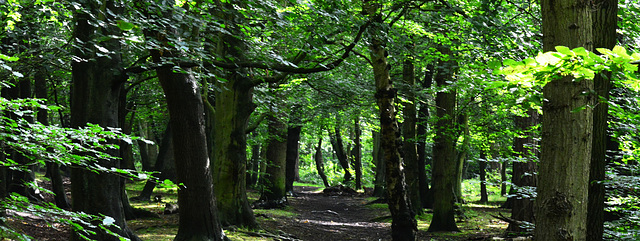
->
[402, 48, 422, 215]
[69, 1, 139, 240]
[364, 0, 417, 239]
[428, 46, 460, 232]
[535, 0, 594, 239]
[587, 0, 618, 240]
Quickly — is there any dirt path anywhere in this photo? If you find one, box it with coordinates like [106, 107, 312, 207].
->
[259, 186, 392, 241]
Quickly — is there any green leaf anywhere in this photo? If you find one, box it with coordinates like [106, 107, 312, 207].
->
[116, 20, 135, 31]
[555, 46, 572, 56]
[573, 47, 588, 56]
[571, 105, 587, 113]
[0, 53, 19, 61]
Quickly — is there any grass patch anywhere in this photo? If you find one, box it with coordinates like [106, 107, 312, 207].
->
[293, 181, 325, 188]
[253, 206, 298, 219]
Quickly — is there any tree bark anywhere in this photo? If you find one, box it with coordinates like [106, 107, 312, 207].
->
[535, 0, 594, 239]
[507, 110, 538, 233]
[70, 1, 138, 240]
[372, 131, 386, 197]
[479, 154, 488, 204]
[587, 1, 617, 240]
[353, 117, 363, 190]
[133, 125, 173, 201]
[428, 46, 460, 232]
[260, 113, 288, 203]
[330, 125, 352, 183]
[402, 54, 422, 215]
[455, 114, 469, 203]
[417, 66, 434, 209]
[285, 123, 302, 193]
[210, 1, 258, 228]
[365, 2, 417, 239]
[36, 73, 70, 209]
[314, 138, 330, 187]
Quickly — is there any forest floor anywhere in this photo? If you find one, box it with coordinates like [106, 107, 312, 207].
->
[7, 179, 516, 241]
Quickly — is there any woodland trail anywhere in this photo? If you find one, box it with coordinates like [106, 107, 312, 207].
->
[259, 186, 393, 241]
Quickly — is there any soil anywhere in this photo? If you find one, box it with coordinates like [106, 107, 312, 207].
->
[8, 184, 509, 240]
[258, 186, 392, 241]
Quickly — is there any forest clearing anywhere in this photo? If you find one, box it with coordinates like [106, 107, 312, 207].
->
[2, 0, 640, 240]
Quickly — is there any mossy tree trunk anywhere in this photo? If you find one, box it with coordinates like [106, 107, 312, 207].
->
[402, 53, 422, 215]
[365, 1, 417, 239]
[428, 46, 460, 232]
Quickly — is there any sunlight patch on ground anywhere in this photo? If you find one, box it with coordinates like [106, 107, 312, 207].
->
[297, 218, 389, 228]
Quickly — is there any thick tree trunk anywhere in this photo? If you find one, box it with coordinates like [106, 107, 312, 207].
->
[314, 138, 330, 187]
[353, 117, 363, 190]
[402, 55, 422, 215]
[365, 2, 417, 239]
[507, 110, 538, 232]
[428, 46, 460, 232]
[536, 0, 594, 239]
[70, 2, 139, 240]
[285, 124, 302, 193]
[587, 1, 617, 240]
[152, 57, 226, 241]
[372, 131, 386, 197]
[210, 1, 258, 228]
[260, 114, 288, 203]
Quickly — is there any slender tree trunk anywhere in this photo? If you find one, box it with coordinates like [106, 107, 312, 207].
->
[402, 54, 422, 215]
[507, 110, 538, 232]
[417, 66, 434, 208]
[133, 125, 173, 201]
[500, 159, 508, 196]
[428, 46, 460, 232]
[353, 117, 363, 190]
[587, 1, 617, 240]
[330, 126, 352, 183]
[479, 154, 488, 204]
[35, 73, 70, 209]
[454, 114, 469, 203]
[365, 2, 417, 239]
[285, 124, 302, 193]
[536, 0, 594, 239]
[372, 131, 386, 197]
[314, 138, 330, 187]
[247, 135, 261, 187]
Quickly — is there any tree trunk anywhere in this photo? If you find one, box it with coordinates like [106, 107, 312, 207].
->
[35, 73, 70, 209]
[418, 66, 434, 209]
[152, 54, 226, 241]
[260, 113, 288, 203]
[454, 114, 469, 203]
[587, 1, 617, 240]
[353, 117, 363, 190]
[507, 110, 538, 233]
[372, 131, 386, 197]
[479, 154, 488, 204]
[330, 125, 352, 183]
[210, 1, 258, 228]
[428, 46, 460, 232]
[247, 135, 261, 187]
[70, 1, 138, 239]
[402, 54, 422, 215]
[500, 159, 508, 196]
[535, 0, 594, 239]
[365, 2, 417, 239]
[314, 138, 330, 187]
[133, 125, 173, 201]
[285, 124, 302, 193]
